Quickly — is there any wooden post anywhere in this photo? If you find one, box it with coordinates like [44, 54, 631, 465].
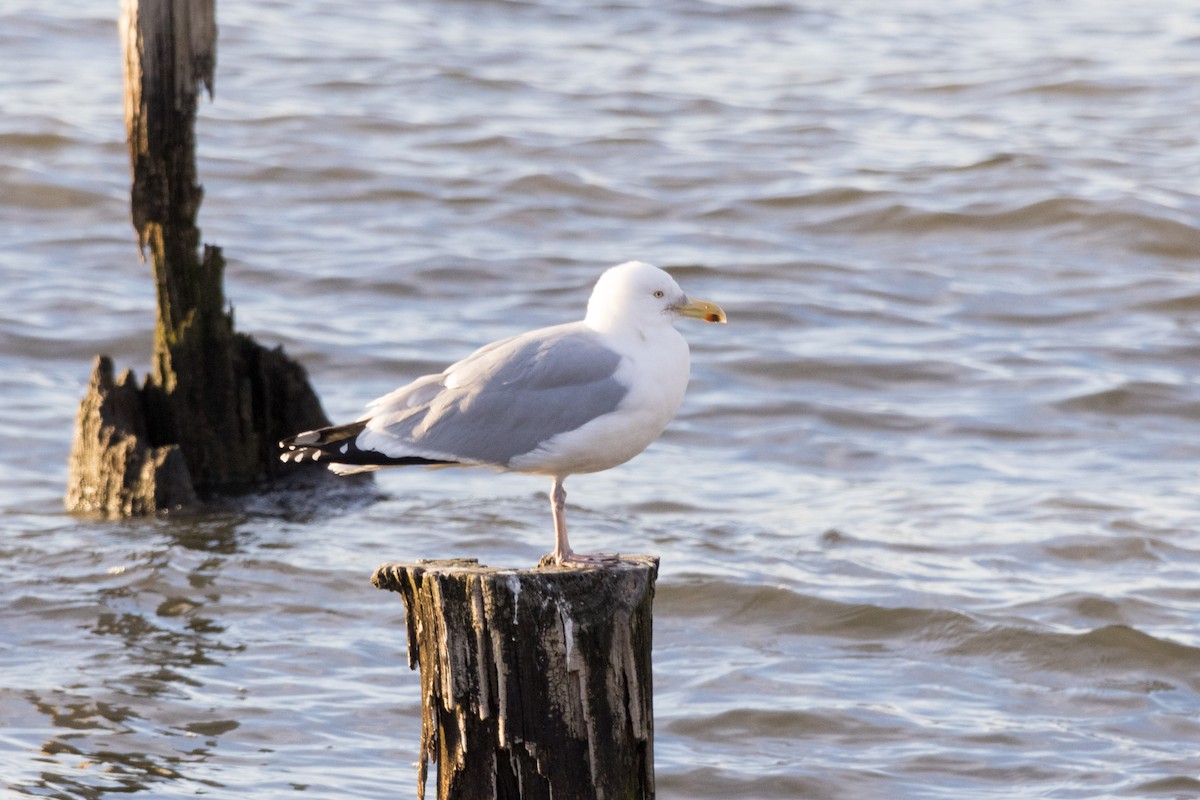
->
[66, 0, 334, 515]
[372, 557, 659, 800]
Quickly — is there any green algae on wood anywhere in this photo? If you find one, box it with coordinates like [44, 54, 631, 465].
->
[66, 0, 333, 515]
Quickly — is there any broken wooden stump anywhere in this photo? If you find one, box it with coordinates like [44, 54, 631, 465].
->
[372, 556, 659, 800]
[65, 355, 197, 516]
[66, 0, 335, 515]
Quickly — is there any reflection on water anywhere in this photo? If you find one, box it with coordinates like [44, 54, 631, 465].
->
[10, 527, 239, 797]
[4, 0, 1200, 797]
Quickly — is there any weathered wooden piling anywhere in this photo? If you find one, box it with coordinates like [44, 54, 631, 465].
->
[372, 557, 659, 800]
[66, 0, 332, 515]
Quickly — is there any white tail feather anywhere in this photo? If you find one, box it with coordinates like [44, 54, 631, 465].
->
[328, 463, 382, 476]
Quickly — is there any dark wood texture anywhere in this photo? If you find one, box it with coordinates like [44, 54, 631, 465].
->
[372, 557, 659, 800]
[66, 0, 333, 515]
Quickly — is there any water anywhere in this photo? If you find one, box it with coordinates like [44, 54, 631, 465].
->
[4, 0, 1200, 797]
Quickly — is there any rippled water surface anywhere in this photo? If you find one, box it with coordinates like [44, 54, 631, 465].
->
[4, 1, 1200, 797]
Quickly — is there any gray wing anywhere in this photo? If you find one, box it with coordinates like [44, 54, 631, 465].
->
[358, 325, 628, 466]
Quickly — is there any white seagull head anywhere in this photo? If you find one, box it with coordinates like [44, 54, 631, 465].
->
[584, 261, 726, 333]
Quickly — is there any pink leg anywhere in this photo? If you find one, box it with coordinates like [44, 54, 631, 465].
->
[550, 477, 574, 564]
[547, 477, 619, 567]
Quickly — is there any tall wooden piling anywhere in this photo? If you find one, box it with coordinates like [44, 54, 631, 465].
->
[66, 0, 333, 515]
[372, 557, 659, 800]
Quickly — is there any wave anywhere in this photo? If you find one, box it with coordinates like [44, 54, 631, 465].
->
[0, 180, 112, 211]
[659, 580, 977, 641]
[732, 188, 1200, 258]
[1054, 381, 1200, 419]
[949, 624, 1200, 691]
[660, 579, 1200, 691]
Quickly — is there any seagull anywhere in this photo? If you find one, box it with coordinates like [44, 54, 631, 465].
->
[279, 260, 726, 566]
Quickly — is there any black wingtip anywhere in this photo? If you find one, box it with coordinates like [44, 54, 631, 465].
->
[278, 420, 460, 469]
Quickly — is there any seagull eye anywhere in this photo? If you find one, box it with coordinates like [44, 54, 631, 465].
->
[653, 290, 665, 298]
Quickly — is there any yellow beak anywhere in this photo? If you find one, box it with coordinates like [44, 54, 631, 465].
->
[675, 297, 727, 324]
